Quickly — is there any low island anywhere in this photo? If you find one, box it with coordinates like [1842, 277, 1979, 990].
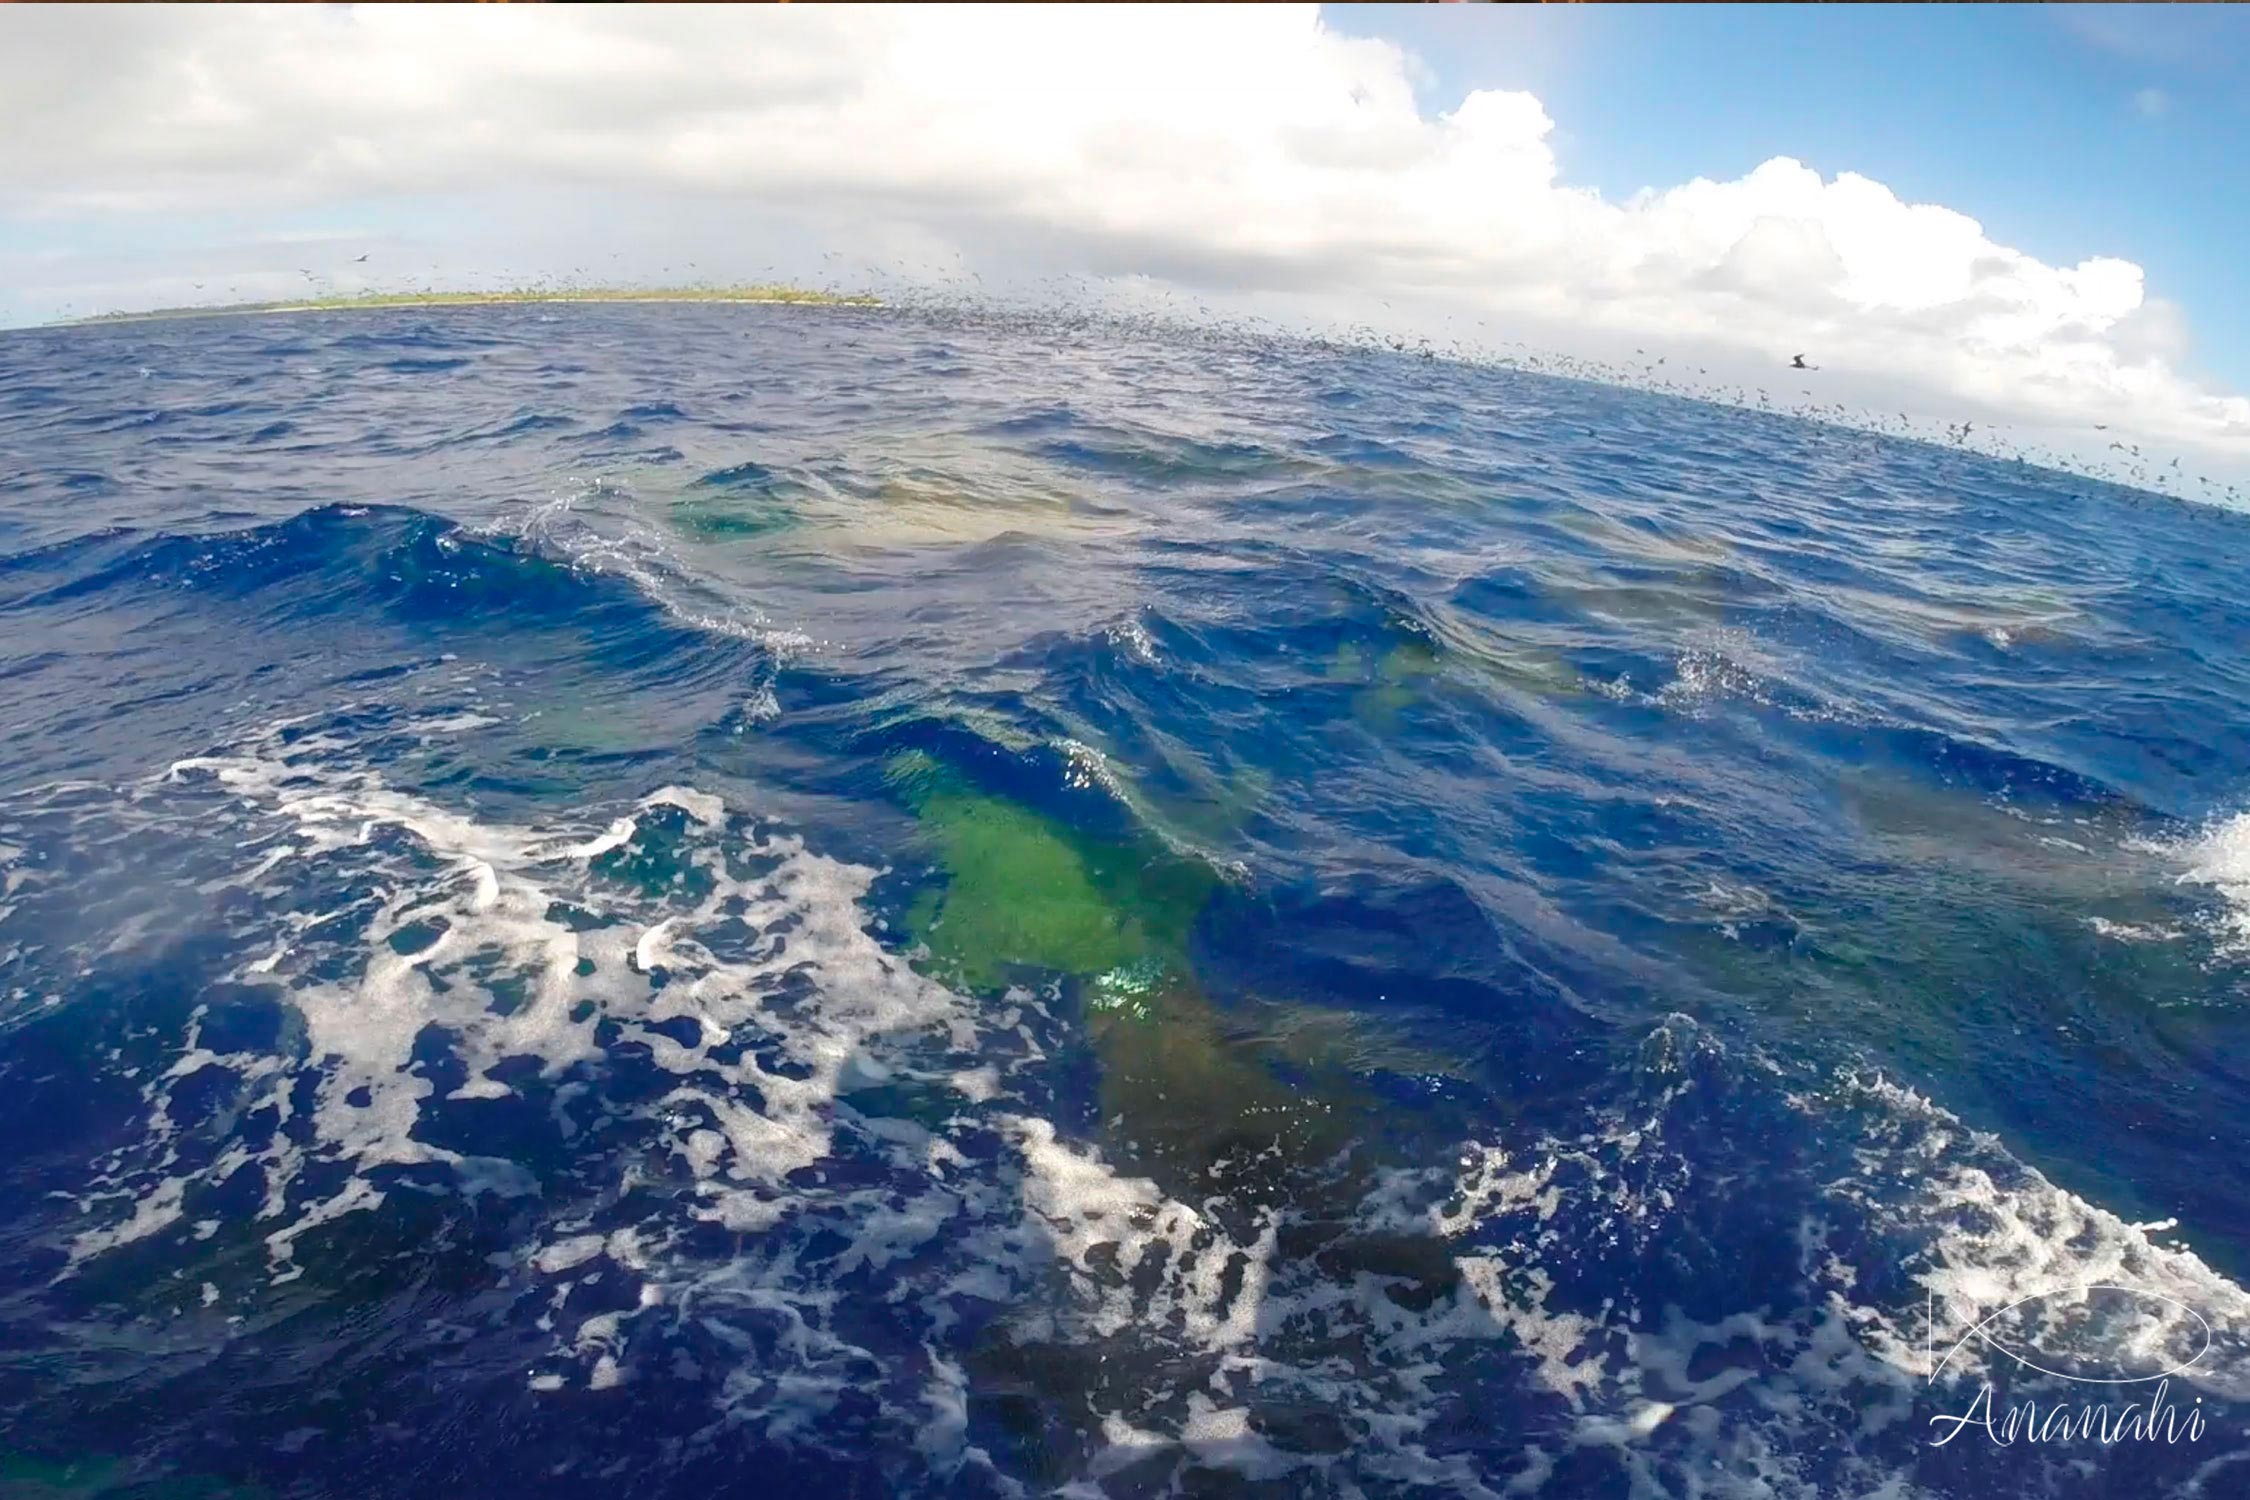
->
[64, 284, 881, 327]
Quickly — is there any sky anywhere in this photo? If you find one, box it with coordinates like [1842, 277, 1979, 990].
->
[2, 3, 2246, 489]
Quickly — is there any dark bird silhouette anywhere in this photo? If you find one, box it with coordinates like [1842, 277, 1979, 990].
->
[1790, 354, 1815, 370]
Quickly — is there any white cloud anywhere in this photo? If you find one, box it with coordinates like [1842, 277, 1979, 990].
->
[2, 3, 2245, 468]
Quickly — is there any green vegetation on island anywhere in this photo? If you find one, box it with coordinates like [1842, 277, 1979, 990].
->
[64, 284, 879, 327]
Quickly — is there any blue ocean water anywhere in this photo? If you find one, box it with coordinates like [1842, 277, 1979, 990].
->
[1, 302, 2248, 1499]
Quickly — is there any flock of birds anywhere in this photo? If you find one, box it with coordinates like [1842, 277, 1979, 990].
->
[40, 247, 2246, 513]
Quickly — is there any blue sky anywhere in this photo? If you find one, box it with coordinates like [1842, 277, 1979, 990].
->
[1331, 3, 2250, 390]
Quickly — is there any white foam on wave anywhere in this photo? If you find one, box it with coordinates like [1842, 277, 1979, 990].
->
[2176, 811, 2250, 955]
[22, 719, 2250, 1496]
[1101, 616, 1158, 667]
[1291, 1032, 2250, 1496]
[1838, 1071, 2250, 1399]
[22, 712, 1048, 1482]
[642, 784, 724, 826]
[2086, 915, 2185, 943]
[51, 718, 973, 1290]
[1658, 643, 1770, 713]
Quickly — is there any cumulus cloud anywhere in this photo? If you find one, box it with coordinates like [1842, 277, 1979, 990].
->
[1, 3, 2244, 464]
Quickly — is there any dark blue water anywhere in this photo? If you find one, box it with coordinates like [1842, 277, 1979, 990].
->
[3, 303, 2249, 1499]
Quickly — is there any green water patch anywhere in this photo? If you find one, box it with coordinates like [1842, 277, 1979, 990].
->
[890, 752, 1480, 1467]
[887, 751, 1466, 1217]
[661, 435, 1125, 556]
[665, 472, 1101, 553]
[1325, 610, 1583, 731]
[663, 459, 812, 544]
[1320, 635, 1442, 689]
[668, 494, 798, 543]
[1084, 969, 1376, 1204]
[826, 475, 1117, 551]
[888, 751, 1215, 989]
[1326, 628, 1443, 731]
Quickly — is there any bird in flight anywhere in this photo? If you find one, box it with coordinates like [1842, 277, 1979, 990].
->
[354, 253, 370, 263]
[1789, 353, 1816, 370]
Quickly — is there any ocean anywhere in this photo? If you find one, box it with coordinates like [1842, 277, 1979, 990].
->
[1, 301, 2247, 1499]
